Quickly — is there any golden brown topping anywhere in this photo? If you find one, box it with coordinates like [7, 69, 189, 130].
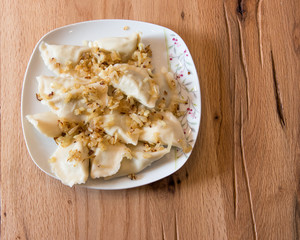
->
[67, 149, 82, 162]
[36, 93, 42, 101]
[128, 173, 136, 180]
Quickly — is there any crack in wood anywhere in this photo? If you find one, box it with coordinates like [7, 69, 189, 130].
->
[162, 223, 166, 240]
[224, 2, 232, 76]
[240, 105, 258, 240]
[294, 182, 300, 240]
[295, 197, 300, 240]
[271, 51, 286, 128]
[175, 212, 179, 240]
[224, 2, 234, 105]
[237, 0, 246, 21]
[217, 113, 223, 147]
[237, 17, 250, 119]
[233, 71, 238, 219]
[217, 60, 224, 147]
[256, 0, 264, 67]
[234, 140, 238, 219]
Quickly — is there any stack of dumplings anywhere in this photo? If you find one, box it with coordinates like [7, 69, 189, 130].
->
[27, 33, 191, 187]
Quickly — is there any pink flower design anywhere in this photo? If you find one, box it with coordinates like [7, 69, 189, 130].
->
[190, 112, 197, 119]
[187, 108, 193, 114]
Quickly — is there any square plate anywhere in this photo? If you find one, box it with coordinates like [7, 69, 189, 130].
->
[21, 19, 201, 189]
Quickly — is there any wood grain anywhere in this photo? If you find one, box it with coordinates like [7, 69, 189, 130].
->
[1, 0, 300, 239]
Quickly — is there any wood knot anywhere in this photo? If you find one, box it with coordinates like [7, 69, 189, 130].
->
[67, 199, 72, 205]
[167, 176, 175, 193]
[292, 23, 300, 56]
[214, 114, 220, 120]
[177, 178, 182, 185]
[149, 175, 181, 194]
[181, 11, 185, 20]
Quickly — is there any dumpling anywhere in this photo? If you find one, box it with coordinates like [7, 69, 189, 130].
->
[39, 42, 90, 75]
[49, 141, 89, 187]
[155, 68, 178, 109]
[90, 143, 131, 178]
[88, 33, 139, 62]
[101, 64, 159, 108]
[105, 142, 171, 180]
[37, 76, 108, 122]
[139, 111, 191, 152]
[26, 112, 62, 137]
[100, 113, 140, 145]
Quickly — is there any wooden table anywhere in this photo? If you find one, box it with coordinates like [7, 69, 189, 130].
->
[1, 0, 299, 239]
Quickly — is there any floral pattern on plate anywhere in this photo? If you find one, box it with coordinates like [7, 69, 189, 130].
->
[164, 30, 200, 161]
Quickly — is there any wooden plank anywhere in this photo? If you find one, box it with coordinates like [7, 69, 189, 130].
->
[1, 0, 299, 239]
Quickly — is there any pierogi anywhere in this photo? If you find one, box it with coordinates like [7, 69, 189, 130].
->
[27, 33, 191, 187]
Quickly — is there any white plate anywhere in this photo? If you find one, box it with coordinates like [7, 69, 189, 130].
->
[21, 20, 201, 190]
